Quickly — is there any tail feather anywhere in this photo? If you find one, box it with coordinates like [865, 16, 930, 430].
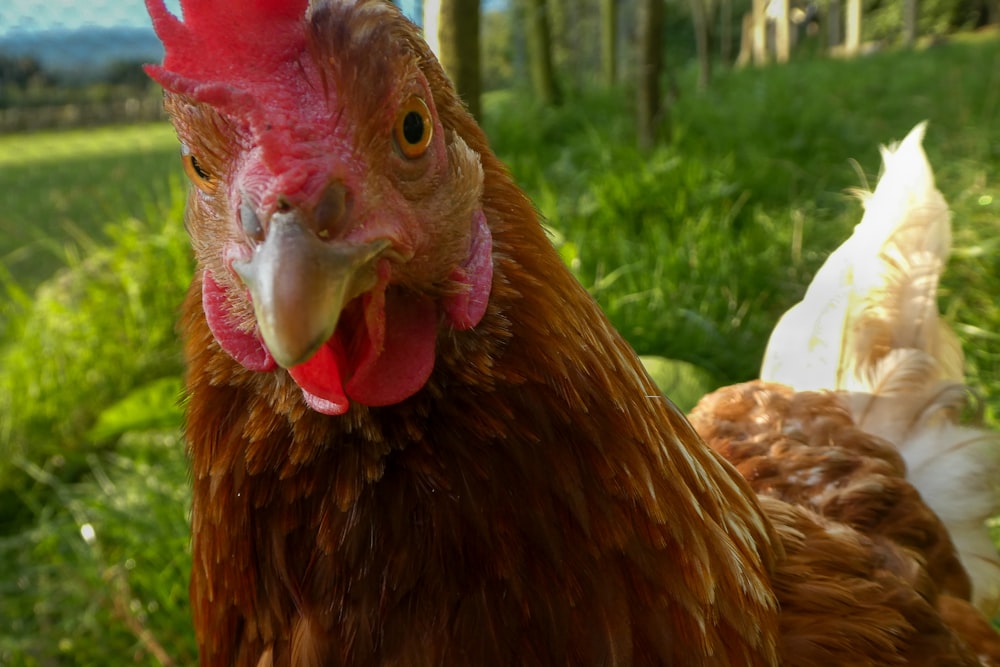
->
[760, 122, 1000, 615]
[761, 121, 958, 390]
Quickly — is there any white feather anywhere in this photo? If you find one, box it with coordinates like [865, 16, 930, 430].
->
[761, 122, 1000, 615]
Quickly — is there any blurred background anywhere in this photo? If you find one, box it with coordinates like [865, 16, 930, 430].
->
[1, 0, 998, 664]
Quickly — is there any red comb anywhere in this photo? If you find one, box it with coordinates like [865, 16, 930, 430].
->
[144, 0, 389, 214]
[145, 0, 308, 96]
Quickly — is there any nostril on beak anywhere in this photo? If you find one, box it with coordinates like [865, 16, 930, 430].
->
[244, 184, 349, 244]
[313, 182, 349, 240]
[240, 197, 265, 243]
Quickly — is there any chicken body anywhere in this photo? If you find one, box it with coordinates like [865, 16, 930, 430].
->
[146, 0, 998, 665]
[692, 123, 1000, 664]
[693, 384, 992, 665]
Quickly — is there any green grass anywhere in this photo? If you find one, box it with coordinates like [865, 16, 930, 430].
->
[0, 123, 182, 294]
[0, 211, 191, 469]
[1, 430, 196, 666]
[2, 33, 999, 664]
[484, 33, 1000, 401]
[0, 125, 193, 665]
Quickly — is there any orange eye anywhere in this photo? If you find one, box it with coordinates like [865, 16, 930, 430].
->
[393, 97, 433, 159]
[181, 149, 217, 194]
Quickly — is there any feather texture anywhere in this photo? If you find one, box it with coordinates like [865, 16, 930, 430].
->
[760, 122, 957, 390]
[759, 122, 1000, 615]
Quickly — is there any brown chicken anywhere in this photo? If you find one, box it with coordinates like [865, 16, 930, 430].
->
[144, 0, 1000, 665]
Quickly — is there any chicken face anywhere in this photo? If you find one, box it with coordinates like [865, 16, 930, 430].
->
[146, 0, 493, 414]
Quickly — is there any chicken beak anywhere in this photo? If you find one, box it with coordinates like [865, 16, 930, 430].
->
[232, 213, 390, 369]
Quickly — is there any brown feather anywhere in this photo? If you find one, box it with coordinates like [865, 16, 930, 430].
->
[764, 495, 978, 666]
[937, 595, 1000, 666]
[690, 381, 971, 601]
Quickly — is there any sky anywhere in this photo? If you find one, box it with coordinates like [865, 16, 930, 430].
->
[0, 0, 179, 35]
[0, 0, 422, 37]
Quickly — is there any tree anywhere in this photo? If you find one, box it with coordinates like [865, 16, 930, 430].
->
[548, 0, 570, 71]
[0, 55, 49, 90]
[845, 0, 862, 55]
[828, 0, 842, 49]
[902, 0, 918, 47]
[427, 0, 482, 119]
[751, 0, 767, 63]
[482, 8, 516, 91]
[524, 0, 562, 105]
[689, 0, 711, 89]
[637, 0, 665, 150]
[773, 0, 791, 62]
[601, 0, 619, 86]
[423, 0, 440, 54]
[105, 60, 155, 90]
[719, 0, 733, 65]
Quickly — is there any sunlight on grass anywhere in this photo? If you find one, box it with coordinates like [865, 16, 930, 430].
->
[0, 123, 184, 291]
[0, 123, 178, 167]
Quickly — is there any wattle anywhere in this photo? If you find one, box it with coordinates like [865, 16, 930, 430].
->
[202, 271, 277, 372]
[202, 270, 438, 415]
[289, 286, 438, 415]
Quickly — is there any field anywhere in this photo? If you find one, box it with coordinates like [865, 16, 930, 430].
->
[0, 124, 182, 294]
[1, 33, 999, 665]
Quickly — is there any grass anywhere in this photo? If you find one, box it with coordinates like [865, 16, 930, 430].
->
[0, 123, 182, 295]
[0, 210, 190, 472]
[1, 33, 999, 664]
[1, 431, 196, 666]
[483, 33, 1000, 399]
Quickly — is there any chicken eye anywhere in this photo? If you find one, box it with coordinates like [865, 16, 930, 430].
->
[181, 151, 217, 194]
[393, 97, 432, 159]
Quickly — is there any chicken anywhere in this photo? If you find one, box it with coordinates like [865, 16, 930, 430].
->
[756, 122, 1000, 617]
[690, 122, 1000, 662]
[143, 0, 1000, 665]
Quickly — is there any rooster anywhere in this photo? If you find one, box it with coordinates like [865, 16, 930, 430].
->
[144, 0, 1000, 665]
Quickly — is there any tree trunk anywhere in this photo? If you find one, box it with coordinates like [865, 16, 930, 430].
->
[423, 0, 441, 56]
[845, 0, 861, 55]
[637, 0, 665, 150]
[751, 0, 768, 64]
[435, 0, 482, 119]
[690, 0, 711, 89]
[549, 0, 569, 70]
[525, 0, 562, 105]
[737, 12, 753, 66]
[601, 0, 619, 86]
[902, 0, 918, 47]
[720, 0, 733, 65]
[828, 0, 842, 48]
[774, 0, 790, 62]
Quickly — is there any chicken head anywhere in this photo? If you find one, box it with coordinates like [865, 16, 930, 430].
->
[146, 0, 493, 414]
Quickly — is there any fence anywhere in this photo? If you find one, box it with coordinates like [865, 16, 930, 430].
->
[0, 96, 167, 133]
